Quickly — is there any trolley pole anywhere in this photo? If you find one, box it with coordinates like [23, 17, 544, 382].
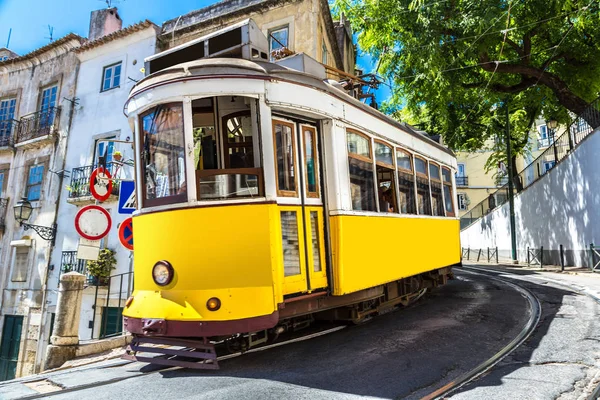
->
[506, 100, 518, 264]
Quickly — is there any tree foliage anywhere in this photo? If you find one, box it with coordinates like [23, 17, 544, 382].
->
[334, 0, 600, 159]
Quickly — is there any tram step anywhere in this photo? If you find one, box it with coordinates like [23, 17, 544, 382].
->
[123, 336, 219, 370]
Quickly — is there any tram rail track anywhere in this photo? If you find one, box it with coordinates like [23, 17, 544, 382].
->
[422, 265, 542, 400]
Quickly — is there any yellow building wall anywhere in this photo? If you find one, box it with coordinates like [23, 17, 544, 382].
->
[329, 215, 461, 295]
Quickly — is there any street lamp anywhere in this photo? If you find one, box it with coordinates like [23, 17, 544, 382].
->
[13, 198, 57, 245]
[546, 119, 558, 144]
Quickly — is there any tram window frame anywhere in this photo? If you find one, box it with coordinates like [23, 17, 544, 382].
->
[396, 147, 417, 215]
[429, 161, 445, 217]
[346, 129, 376, 212]
[414, 155, 432, 216]
[139, 102, 188, 208]
[273, 119, 299, 197]
[374, 140, 398, 213]
[442, 166, 456, 217]
[302, 125, 320, 198]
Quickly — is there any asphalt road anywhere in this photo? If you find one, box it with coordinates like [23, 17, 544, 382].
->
[7, 271, 533, 400]
[451, 266, 600, 400]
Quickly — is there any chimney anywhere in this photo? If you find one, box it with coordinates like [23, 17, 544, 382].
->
[88, 7, 122, 41]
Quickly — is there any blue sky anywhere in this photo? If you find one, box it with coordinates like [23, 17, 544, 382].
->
[0, 0, 390, 102]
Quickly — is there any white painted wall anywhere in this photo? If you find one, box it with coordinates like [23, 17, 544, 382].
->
[461, 127, 600, 267]
[48, 27, 158, 341]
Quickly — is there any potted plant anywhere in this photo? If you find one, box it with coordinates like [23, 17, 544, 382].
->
[113, 151, 123, 162]
[86, 248, 117, 285]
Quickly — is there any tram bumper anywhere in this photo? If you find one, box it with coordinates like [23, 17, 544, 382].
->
[123, 311, 279, 337]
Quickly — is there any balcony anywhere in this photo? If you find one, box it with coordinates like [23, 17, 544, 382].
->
[16, 107, 60, 146]
[0, 119, 17, 150]
[0, 198, 8, 234]
[59, 251, 104, 285]
[455, 176, 468, 186]
[67, 164, 120, 205]
[537, 137, 554, 148]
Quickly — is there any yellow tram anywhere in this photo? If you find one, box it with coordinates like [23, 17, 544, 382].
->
[122, 21, 461, 367]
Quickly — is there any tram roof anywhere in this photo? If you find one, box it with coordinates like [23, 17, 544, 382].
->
[128, 58, 454, 157]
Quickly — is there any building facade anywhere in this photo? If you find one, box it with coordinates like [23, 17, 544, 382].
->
[455, 119, 565, 217]
[47, 12, 159, 346]
[0, 34, 83, 379]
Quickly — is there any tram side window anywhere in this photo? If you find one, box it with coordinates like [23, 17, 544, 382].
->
[274, 120, 297, 196]
[347, 130, 376, 212]
[375, 141, 397, 213]
[192, 98, 217, 171]
[442, 167, 455, 216]
[414, 156, 431, 215]
[140, 103, 187, 207]
[396, 149, 416, 214]
[429, 162, 445, 216]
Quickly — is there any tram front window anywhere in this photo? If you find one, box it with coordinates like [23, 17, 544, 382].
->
[193, 96, 263, 200]
[140, 103, 187, 207]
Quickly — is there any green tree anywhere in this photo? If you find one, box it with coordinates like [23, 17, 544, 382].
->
[334, 0, 600, 162]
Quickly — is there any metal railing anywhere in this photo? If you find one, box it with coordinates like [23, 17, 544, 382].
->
[455, 176, 468, 186]
[460, 96, 600, 230]
[16, 106, 60, 143]
[0, 119, 18, 147]
[90, 271, 134, 340]
[68, 164, 121, 199]
[59, 251, 94, 284]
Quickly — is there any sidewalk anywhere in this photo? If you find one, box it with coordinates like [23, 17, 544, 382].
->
[462, 260, 600, 301]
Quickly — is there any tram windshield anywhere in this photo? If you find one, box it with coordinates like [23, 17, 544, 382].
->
[192, 96, 263, 200]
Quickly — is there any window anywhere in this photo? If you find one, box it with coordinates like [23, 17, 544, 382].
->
[140, 103, 187, 207]
[396, 148, 416, 214]
[0, 169, 7, 198]
[26, 164, 44, 201]
[322, 41, 328, 64]
[442, 167, 455, 216]
[539, 125, 548, 139]
[429, 162, 444, 216]
[0, 98, 17, 140]
[375, 141, 397, 213]
[303, 126, 319, 197]
[347, 130, 376, 211]
[39, 85, 58, 130]
[268, 26, 289, 61]
[274, 120, 297, 196]
[101, 63, 122, 92]
[11, 247, 30, 282]
[457, 193, 467, 211]
[456, 163, 465, 177]
[280, 211, 301, 276]
[414, 156, 431, 215]
[95, 137, 115, 167]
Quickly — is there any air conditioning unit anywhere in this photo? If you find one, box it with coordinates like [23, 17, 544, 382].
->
[145, 18, 269, 75]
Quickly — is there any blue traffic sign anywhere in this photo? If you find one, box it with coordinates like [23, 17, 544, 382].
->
[118, 181, 136, 215]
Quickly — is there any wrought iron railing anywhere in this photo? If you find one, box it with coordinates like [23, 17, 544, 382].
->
[460, 95, 600, 230]
[68, 164, 121, 199]
[59, 251, 94, 283]
[16, 106, 60, 143]
[0, 119, 18, 147]
[455, 176, 468, 186]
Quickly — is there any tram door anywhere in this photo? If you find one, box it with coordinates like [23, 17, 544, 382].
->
[274, 119, 328, 295]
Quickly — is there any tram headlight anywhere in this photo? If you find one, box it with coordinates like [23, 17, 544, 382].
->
[152, 261, 174, 286]
[206, 297, 221, 311]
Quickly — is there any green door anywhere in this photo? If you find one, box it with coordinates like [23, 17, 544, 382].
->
[100, 307, 123, 338]
[0, 316, 23, 381]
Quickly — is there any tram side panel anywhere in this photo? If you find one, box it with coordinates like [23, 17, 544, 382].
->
[127, 204, 280, 322]
[329, 215, 460, 296]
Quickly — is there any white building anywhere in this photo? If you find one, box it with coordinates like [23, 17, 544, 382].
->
[48, 10, 159, 342]
[0, 33, 83, 379]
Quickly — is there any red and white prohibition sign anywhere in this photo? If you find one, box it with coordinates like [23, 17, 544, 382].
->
[89, 167, 113, 202]
[74, 205, 112, 240]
